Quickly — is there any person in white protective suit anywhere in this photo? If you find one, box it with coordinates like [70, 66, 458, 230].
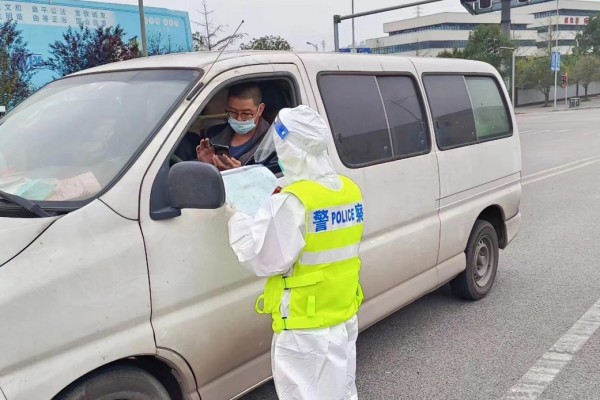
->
[228, 105, 365, 400]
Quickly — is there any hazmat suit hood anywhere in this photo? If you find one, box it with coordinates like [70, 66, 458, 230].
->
[255, 105, 341, 189]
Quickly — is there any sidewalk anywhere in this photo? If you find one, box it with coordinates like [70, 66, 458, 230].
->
[515, 95, 600, 114]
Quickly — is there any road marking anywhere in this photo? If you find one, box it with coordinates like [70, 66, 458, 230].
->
[501, 299, 600, 399]
[522, 156, 600, 186]
[521, 130, 551, 136]
[521, 129, 575, 137]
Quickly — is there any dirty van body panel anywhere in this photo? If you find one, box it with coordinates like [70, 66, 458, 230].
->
[301, 54, 442, 330]
[139, 59, 312, 400]
[0, 200, 154, 400]
[414, 60, 522, 277]
[0, 216, 58, 265]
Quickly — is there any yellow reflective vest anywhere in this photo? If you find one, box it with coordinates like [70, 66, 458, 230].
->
[255, 176, 365, 333]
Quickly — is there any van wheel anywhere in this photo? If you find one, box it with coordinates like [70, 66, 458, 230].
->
[56, 366, 171, 400]
[450, 220, 499, 301]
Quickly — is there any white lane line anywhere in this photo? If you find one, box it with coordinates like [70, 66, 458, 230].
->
[501, 299, 600, 399]
[521, 130, 551, 136]
[522, 156, 600, 186]
[521, 129, 573, 137]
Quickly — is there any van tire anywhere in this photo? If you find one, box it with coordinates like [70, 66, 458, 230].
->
[451, 220, 499, 301]
[56, 366, 171, 400]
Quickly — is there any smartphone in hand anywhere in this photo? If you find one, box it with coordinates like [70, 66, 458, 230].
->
[211, 143, 230, 156]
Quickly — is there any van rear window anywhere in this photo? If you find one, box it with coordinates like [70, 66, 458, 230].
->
[423, 75, 512, 150]
[319, 74, 430, 168]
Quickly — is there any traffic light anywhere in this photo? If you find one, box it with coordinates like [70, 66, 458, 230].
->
[486, 38, 500, 55]
[561, 74, 567, 86]
[479, 0, 493, 8]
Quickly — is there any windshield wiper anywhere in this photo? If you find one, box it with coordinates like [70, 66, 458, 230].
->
[0, 189, 51, 217]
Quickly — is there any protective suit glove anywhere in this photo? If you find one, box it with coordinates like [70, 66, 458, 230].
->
[227, 208, 254, 263]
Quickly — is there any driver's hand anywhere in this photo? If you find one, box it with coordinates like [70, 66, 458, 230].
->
[196, 139, 216, 164]
[213, 154, 242, 171]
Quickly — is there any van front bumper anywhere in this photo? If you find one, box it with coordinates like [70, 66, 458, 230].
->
[505, 212, 522, 247]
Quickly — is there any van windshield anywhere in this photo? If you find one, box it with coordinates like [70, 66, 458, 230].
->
[0, 69, 199, 203]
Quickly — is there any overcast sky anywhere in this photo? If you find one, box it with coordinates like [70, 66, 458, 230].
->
[89, 0, 468, 51]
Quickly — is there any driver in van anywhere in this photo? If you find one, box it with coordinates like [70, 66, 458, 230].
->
[196, 82, 270, 170]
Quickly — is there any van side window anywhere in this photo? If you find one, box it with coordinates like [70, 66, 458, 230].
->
[465, 77, 510, 140]
[423, 75, 511, 150]
[319, 75, 391, 165]
[377, 76, 430, 158]
[319, 74, 429, 167]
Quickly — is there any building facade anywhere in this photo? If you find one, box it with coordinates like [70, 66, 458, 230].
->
[1, 0, 193, 87]
[362, 0, 600, 57]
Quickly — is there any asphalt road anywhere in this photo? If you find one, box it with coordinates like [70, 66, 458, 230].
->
[241, 107, 600, 400]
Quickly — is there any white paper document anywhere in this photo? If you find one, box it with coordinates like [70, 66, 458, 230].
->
[221, 165, 280, 216]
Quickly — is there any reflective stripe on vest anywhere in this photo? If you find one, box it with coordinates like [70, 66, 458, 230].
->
[299, 243, 360, 265]
[256, 176, 365, 333]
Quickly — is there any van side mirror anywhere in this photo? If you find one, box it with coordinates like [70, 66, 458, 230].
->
[168, 161, 225, 210]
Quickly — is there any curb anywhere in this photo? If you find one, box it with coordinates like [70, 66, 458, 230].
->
[516, 104, 600, 115]
[550, 105, 600, 112]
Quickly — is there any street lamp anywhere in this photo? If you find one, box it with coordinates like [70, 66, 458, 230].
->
[351, 0, 356, 53]
[500, 46, 517, 107]
[138, 0, 148, 56]
[306, 42, 319, 52]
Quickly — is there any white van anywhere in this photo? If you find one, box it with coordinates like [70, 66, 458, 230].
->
[0, 52, 521, 400]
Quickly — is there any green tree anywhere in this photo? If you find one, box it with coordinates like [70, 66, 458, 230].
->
[192, 0, 245, 51]
[569, 55, 600, 99]
[462, 25, 513, 76]
[437, 48, 465, 58]
[518, 55, 555, 107]
[0, 20, 35, 109]
[561, 53, 581, 97]
[513, 57, 532, 107]
[148, 32, 185, 56]
[46, 24, 140, 77]
[574, 13, 600, 56]
[240, 35, 293, 51]
[437, 25, 513, 77]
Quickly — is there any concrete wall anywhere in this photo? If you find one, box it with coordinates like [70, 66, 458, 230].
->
[515, 81, 600, 106]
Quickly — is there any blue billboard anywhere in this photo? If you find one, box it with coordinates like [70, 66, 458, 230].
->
[1, 0, 193, 87]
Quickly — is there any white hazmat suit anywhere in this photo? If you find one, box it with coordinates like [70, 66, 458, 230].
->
[228, 105, 360, 400]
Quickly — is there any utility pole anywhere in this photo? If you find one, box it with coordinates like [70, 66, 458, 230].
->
[553, 0, 560, 109]
[500, 0, 511, 36]
[138, 0, 147, 56]
[501, 46, 517, 107]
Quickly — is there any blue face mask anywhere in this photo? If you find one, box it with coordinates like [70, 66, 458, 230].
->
[228, 117, 256, 135]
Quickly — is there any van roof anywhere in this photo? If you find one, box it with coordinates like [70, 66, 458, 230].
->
[72, 51, 496, 76]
